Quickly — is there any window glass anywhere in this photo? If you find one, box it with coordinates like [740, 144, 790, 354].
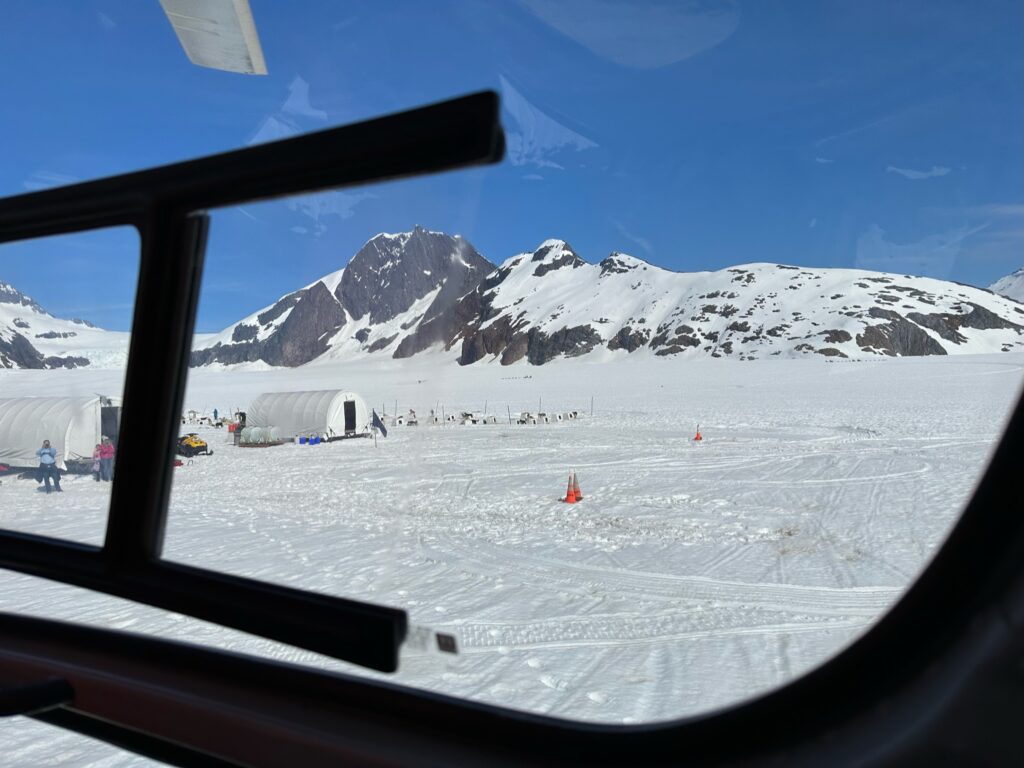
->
[3, 0, 1024, 731]
[1, 227, 138, 545]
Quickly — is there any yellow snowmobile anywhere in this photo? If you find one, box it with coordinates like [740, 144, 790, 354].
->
[177, 433, 213, 457]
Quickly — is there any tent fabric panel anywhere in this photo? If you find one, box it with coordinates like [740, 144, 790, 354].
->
[0, 397, 93, 470]
[0, 397, 120, 469]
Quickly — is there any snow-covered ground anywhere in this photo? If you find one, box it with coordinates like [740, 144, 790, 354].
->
[0, 354, 1022, 765]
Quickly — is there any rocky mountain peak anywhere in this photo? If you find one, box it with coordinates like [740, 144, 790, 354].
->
[0, 282, 44, 313]
[600, 252, 648, 276]
[528, 239, 585, 277]
[336, 228, 492, 325]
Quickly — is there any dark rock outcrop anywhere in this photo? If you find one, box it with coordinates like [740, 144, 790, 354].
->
[192, 282, 345, 367]
[0, 330, 89, 370]
[459, 321, 600, 366]
[607, 326, 650, 352]
[366, 334, 397, 353]
[822, 329, 852, 344]
[856, 308, 946, 356]
[908, 303, 1023, 340]
[532, 243, 585, 277]
[524, 325, 602, 365]
[44, 355, 90, 369]
[231, 324, 258, 342]
[599, 253, 641, 276]
[0, 332, 45, 369]
[257, 292, 302, 326]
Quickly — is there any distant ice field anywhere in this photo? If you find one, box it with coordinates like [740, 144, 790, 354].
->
[1, 354, 1022, 764]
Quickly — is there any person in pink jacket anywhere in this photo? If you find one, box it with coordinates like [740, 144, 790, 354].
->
[98, 435, 115, 482]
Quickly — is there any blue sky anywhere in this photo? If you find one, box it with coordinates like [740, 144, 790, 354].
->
[0, 0, 1021, 331]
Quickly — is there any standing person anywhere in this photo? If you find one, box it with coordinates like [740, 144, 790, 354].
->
[213, 408, 218, 422]
[98, 435, 115, 482]
[92, 443, 102, 481]
[36, 439, 62, 493]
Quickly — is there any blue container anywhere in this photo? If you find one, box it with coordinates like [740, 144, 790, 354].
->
[298, 436, 307, 444]
[311, 436, 320, 445]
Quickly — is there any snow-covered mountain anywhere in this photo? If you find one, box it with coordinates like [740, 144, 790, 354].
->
[990, 268, 1024, 303]
[0, 282, 130, 369]
[413, 240, 1024, 364]
[194, 234, 1024, 368]
[191, 226, 493, 367]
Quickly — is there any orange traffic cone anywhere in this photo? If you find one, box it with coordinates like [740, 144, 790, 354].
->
[564, 472, 577, 503]
[572, 471, 583, 501]
[693, 425, 703, 442]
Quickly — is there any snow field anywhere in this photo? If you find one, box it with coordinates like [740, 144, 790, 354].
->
[0, 354, 1021, 766]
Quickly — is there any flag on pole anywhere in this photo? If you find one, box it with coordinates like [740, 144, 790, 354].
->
[372, 409, 388, 438]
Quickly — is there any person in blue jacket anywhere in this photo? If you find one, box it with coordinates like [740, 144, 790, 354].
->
[36, 439, 62, 493]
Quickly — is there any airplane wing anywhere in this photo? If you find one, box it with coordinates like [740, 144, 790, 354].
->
[159, 0, 267, 75]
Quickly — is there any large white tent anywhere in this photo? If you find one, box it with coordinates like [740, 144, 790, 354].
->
[0, 396, 121, 470]
[247, 390, 369, 441]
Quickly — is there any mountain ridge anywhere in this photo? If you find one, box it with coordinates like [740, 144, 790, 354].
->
[193, 232, 1024, 368]
[0, 281, 130, 369]
[990, 268, 1024, 303]
[5, 234, 1024, 371]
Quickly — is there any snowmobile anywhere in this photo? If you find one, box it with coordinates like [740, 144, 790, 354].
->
[177, 433, 213, 457]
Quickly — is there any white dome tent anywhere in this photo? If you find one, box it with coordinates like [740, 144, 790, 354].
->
[0, 396, 122, 471]
[247, 390, 369, 441]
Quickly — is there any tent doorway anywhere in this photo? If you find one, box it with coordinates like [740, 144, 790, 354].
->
[101, 405, 121, 442]
[344, 400, 356, 433]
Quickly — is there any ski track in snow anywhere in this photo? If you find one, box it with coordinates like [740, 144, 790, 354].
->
[0, 354, 1021, 764]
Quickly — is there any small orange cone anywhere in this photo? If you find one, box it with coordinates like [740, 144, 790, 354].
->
[693, 425, 703, 442]
[572, 471, 583, 501]
[564, 472, 577, 503]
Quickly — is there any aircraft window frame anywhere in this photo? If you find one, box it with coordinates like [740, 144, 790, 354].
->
[1, 89, 1022, 767]
[0, 91, 504, 674]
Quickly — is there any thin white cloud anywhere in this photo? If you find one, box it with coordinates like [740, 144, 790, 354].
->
[918, 203, 1024, 265]
[97, 12, 117, 30]
[500, 75, 597, 169]
[809, 218, 817, 229]
[854, 223, 987, 279]
[886, 165, 951, 180]
[815, 112, 899, 147]
[235, 206, 261, 222]
[957, 203, 1024, 218]
[814, 157, 834, 164]
[23, 170, 79, 192]
[613, 220, 653, 254]
[520, 0, 739, 69]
